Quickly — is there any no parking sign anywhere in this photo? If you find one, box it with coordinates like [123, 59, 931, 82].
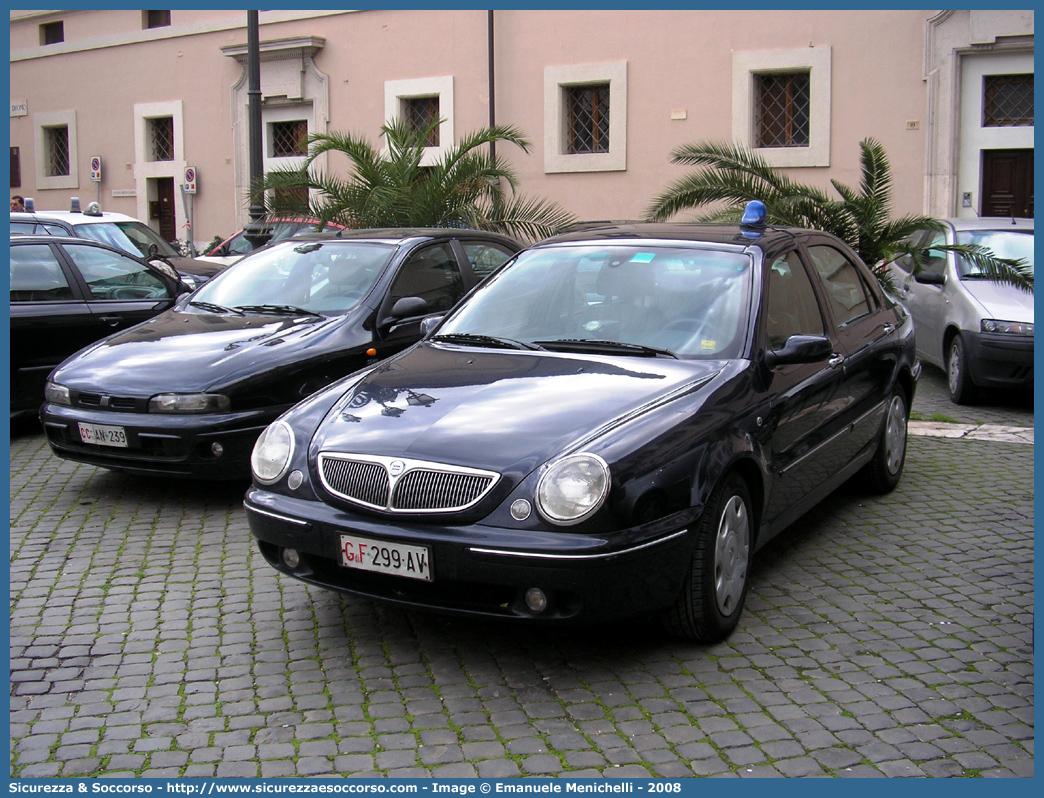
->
[90, 156, 102, 182]
[183, 166, 197, 194]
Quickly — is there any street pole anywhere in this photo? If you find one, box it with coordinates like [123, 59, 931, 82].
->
[244, 10, 270, 248]
[487, 10, 496, 164]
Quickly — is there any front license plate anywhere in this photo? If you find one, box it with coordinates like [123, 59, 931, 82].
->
[339, 534, 432, 581]
[77, 422, 128, 448]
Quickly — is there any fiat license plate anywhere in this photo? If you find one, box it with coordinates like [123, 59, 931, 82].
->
[78, 422, 128, 448]
[340, 534, 432, 581]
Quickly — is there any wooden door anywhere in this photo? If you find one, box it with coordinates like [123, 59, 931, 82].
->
[156, 177, 177, 241]
[981, 149, 1033, 218]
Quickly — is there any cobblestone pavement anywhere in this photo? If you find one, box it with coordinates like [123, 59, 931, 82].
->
[8, 373, 1034, 779]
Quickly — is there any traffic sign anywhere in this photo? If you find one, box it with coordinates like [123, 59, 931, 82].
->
[183, 166, 197, 194]
[90, 156, 102, 182]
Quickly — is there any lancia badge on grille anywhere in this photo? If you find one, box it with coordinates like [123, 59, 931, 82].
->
[389, 460, 406, 477]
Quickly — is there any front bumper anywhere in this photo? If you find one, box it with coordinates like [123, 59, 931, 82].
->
[964, 331, 1033, 389]
[40, 403, 280, 478]
[245, 488, 696, 624]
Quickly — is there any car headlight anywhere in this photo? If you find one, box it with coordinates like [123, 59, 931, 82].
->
[148, 393, 231, 413]
[44, 381, 71, 406]
[536, 453, 611, 526]
[251, 421, 295, 485]
[981, 319, 1034, 335]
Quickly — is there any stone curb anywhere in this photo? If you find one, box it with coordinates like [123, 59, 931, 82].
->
[909, 420, 1034, 445]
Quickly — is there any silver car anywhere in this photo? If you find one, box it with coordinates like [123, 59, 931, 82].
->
[890, 217, 1033, 404]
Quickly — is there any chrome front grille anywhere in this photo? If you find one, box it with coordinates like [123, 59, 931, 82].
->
[321, 458, 389, 508]
[393, 469, 493, 511]
[318, 453, 499, 514]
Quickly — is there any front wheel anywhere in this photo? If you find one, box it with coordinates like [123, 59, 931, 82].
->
[861, 384, 908, 494]
[947, 335, 977, 404]
[662, 473, 753, 643]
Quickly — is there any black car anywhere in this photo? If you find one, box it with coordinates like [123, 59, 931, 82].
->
[10, 235, 187, 414]
[40, 229, 521, 477]
[244, 208, 920, 642]
[10, 207, 225, 289]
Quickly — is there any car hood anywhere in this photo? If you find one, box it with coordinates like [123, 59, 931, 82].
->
[169, 256, 227, 278]
[962, 278, 1035, 322]
[53, 310, 346, 394]
[309, 342, 722, 477]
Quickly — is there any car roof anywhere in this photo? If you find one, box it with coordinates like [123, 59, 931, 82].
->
[11, 209, 141, 225]
[943, 217, 1033, 233]
[283, 227, 521, 245]
[9, 232, 149, 257]
[534, 222, 808, 249]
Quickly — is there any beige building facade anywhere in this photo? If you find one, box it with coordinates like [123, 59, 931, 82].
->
[9, 9, 1034, 249]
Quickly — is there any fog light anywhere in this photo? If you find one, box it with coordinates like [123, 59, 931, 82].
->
[282, 548, 300, 569]
[524, 587, 547, 614]
[287, 470, 304, 490]
[210, 442, 224, 457]
[510, 499, 532, 521]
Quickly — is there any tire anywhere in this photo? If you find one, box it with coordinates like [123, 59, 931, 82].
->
[862, 384, 908, 494]
[947, 334, 977, 404]
[662, 473, 753, 643]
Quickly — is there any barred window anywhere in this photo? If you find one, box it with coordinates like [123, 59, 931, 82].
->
[755, 72, 810, 148]
[403, 97, 440, 147]
[566, 84, 610, 154]
[40, 21, 64, 45]
[45, 127, 70, 177]
[148, 117, 174, 162]
[273, 186, 310, 212]
[271, 120, 309, 157]
[983, 74, 1033, 127]
[144, 10, 171, 29]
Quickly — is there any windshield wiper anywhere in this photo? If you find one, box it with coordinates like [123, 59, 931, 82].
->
[235, 304, 324, 318]
[432, 333, 544, 351]
[533, 338, 679, 359]
[189, 300, 244, 315]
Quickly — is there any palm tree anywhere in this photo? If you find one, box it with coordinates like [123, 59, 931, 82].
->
[646, 138, 1032, 291]
[254, 117, 575, 242]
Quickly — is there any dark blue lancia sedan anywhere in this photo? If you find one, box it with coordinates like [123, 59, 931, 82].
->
[245, 211, 919, 642]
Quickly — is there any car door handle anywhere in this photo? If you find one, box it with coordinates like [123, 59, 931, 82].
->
[882, 323, 895, 334]
[828, 354, 845, 369]
[99, 316, 123, 327]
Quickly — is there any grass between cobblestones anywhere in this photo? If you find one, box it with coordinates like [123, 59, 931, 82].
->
[9, 423, 1034, 778]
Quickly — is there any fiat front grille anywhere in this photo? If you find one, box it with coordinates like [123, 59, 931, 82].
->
[318, 453, 499, 513]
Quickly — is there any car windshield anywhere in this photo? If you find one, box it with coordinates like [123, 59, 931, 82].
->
[438, 244, 753, 358]
[72, 220, 181, 260]
[955, 229, 1034, 279]
[191, 240, 395, 315]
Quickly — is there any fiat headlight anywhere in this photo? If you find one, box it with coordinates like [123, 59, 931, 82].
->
[981, 319, 1034, 335]
[251, 421, 295, 485]
[44, 381, 71, 406]
[148, 393, 231, 413]
[536, 453, 611, 525]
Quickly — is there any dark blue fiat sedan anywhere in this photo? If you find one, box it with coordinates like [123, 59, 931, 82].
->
[245, 211, 919, 641]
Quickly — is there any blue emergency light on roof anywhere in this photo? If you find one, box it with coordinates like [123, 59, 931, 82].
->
[741, 200, 766, 227]
[24, 197, 34, 212]
[70, 197, 81, 213]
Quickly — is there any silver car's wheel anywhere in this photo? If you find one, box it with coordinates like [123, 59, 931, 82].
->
[714, 495, 750, 616]
[947, 335, 976, 404]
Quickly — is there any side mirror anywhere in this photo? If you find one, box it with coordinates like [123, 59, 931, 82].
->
[420, 315, 445, 338]
[915, 270, 945, 286]
[147, 243, 159, 260]
[389, 296, 429, 319]
[764, 335, 833, 368]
